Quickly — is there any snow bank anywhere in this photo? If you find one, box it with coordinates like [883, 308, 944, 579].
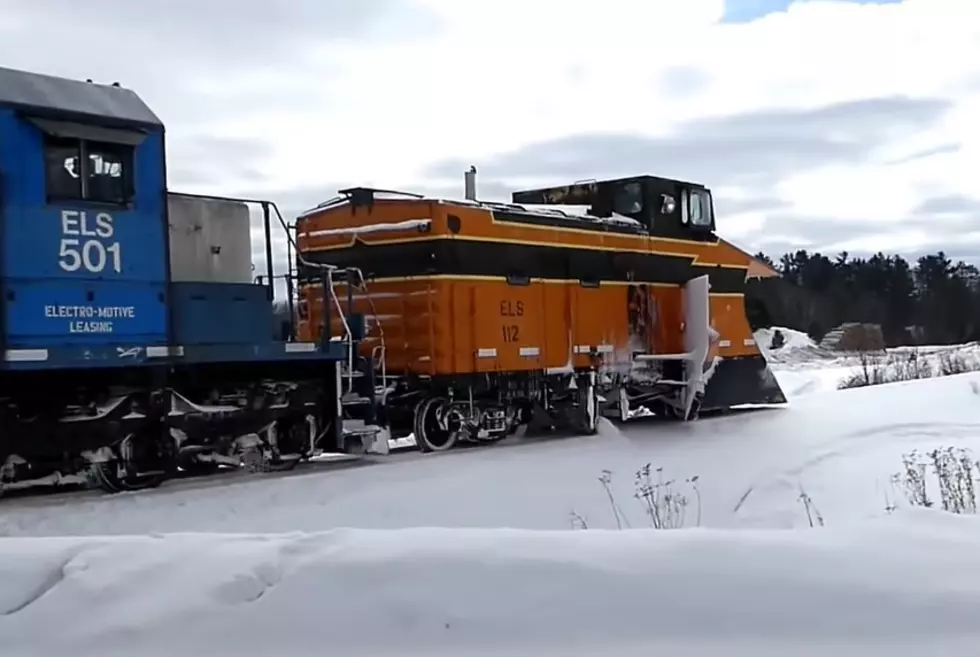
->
[756, 325, 816, 354]
[768, 340, 980, 397]
[3, 519, 980, 656]
[755, 326, 832, 367]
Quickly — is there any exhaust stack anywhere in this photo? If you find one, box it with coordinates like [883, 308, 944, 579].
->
[464, 165, 477, 201]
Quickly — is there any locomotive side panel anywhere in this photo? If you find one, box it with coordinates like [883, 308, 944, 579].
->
[303, 276, 581, 378]
[302, 279, 441, 375]
[0, 109, 168, 365]
[649, 285, 685, 354]
[449, 282, 473, 374]
[542, 282, 573, 369]
[709, 293, 758, 358]
[569, 283, 631, 368]
[466, 279, 549, 373]
[402, 280, 441, 374]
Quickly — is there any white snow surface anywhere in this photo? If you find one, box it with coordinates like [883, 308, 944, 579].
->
[4, 337, 980, 655]
[5, 515, 980, 656]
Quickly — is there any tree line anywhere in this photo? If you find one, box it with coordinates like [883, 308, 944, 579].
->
[746, 250, 980, 347]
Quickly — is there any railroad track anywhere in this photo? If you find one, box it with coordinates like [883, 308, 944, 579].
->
[0, 427, 606, 507]
[0, 409, 778, 508]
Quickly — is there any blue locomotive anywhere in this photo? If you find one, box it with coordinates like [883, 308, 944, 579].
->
[0, 66, 388, 494]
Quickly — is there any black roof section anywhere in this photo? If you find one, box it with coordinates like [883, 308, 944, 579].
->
[512, 174, 707, 205]
[0, 66, 162, 128]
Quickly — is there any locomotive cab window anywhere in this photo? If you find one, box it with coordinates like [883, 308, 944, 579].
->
[688, 189, 713, 228]
[612, 181, 644, 216]
[680, 188, 714, 231]
[44, 136, 133, 205]
[30, 117, 144, 206]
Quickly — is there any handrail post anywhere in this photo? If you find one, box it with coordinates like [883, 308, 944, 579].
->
[262, 201, 274, 302]
[285, 223, 296, 341]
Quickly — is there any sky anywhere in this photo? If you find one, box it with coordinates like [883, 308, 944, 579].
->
[1, 0, 978, 277]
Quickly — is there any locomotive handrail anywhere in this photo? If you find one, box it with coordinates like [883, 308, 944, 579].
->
[350, 267, 387, 391]
[167, 192, 357, 345]
[325, 266, 355, 391]
[168, 191, 387, 397]
[372, 344, 387, 392]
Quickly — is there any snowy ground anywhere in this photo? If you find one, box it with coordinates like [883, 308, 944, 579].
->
[3, 329, 980, 655]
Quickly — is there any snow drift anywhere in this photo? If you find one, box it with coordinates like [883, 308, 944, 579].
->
[3, 519, 980, 656]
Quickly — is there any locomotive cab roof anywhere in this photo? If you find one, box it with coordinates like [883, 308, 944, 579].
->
[0, 66, 162, 129]
[300, 174, 717, 241]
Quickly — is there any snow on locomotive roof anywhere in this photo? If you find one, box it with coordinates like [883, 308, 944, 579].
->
[519, 203, 643, 228]
[0, 66, 162, 127]
[298, 190, 645, 229]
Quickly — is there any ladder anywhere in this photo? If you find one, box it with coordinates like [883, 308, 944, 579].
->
[322, 266, 390, 454]
[283, 211, 389, 454]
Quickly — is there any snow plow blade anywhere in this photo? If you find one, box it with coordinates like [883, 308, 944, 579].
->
[700, 354, 788, 411]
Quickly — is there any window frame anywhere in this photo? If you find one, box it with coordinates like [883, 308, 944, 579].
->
[688, 189, 714, 229]
[43, 133, 136, 207]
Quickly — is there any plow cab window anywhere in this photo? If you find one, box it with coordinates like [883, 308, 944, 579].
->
[688, 189, 713, 228]
[612, 181, 644, 216]
[590, 181, 646, 222]
[681, 188, 714, 233]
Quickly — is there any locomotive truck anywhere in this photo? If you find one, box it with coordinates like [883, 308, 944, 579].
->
[293, 171, 788, 452]
[0, 66, 387, 494]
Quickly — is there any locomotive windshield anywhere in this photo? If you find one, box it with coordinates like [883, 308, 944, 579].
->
[687, 188, 713, 228]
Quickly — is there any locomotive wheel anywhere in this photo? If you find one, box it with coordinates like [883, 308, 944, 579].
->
[259, 415, 317, 472]
[414, 397, 459, 453]
[93, 428, 173, 493]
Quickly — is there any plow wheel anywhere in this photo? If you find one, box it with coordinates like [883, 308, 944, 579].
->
[93, 425, 174, 493]
[414, 397, 460, 453]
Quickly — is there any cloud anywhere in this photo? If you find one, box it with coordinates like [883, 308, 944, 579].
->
[0, 0, 441, 137]
[2, 0, 979, 279]
[7, 0, 400, 62]
[912, 194, 980, 217]
[721, 0, 904, 24]
[884, 143, 961, 166]
[168, 136, 277, 188]
[423, 96, 950, 189]
[658, 67, 713, 98]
